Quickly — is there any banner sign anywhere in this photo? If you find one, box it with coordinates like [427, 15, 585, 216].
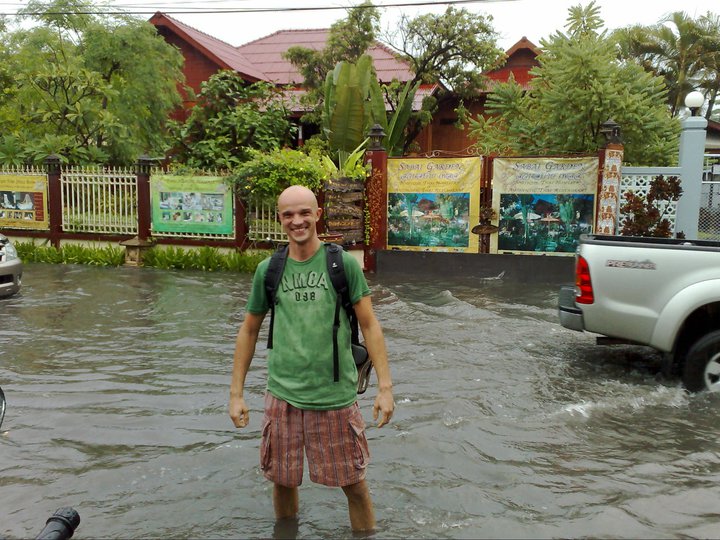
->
[387, 157, 482, 252]
[0, 174, 49, 230]
[151, 175, 233, 235]
[491, 157, 598, 255]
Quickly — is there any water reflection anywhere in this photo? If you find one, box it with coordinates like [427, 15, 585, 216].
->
[1, 263, 720, 539]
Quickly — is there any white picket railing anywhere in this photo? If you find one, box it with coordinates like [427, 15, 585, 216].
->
[246, 200, 285, 243]
[61, 166, 138, 234]
[620, 166, 682, 234]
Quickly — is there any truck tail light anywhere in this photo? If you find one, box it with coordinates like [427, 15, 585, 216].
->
[575, 255, 594, 304]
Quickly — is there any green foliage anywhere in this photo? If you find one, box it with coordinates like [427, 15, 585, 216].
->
[382, 6, 504, 149]
[469, 1, 680, 166]
[0, 0, 184, 166]
[228, 148, 329, 203]
[320, 140, 369, 182]
[614, 11, 720, 119]
[169, 73, 295, 170]
[141, 246, 269, 272]
[323, 56, 374, 159]
[369, 79, 422, 156]
[15, 241, 125, 265]
[384, 6, 503, 94]
[620, 175, 683, 237]
[284, 1, 380, 124]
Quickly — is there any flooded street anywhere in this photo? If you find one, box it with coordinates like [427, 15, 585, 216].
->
[2, 263, 720, 539]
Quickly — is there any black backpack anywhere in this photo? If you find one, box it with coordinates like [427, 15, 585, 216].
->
[264, 243, 367, 387]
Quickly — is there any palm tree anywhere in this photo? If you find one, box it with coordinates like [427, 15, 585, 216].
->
[614, 11, 720, 118]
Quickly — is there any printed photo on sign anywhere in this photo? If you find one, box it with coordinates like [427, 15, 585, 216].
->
[0, 175, 49, 230]
[491, 157, 598, 255]
[386, 157, 482, 253]
[388, 192, 470, 248]
[497, 193, 595, 253]
[151, 175, 233, 235]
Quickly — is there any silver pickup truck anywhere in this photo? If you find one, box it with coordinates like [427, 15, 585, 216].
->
[558, 234, 720, 392]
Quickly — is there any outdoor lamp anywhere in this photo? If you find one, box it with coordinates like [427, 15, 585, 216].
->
[368, 124, 386, 150]
[685, 91, 704, 116]
[600, 118, 621, 144]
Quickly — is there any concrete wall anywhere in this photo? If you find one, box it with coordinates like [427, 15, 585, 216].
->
[376, 250, 574, 284]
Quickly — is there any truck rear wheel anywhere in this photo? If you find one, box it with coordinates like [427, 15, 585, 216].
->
[682, 330, 720, 392]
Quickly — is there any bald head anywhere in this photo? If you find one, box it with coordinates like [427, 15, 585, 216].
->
[277, 185, 322, 251]
[278, 185, 318, 211]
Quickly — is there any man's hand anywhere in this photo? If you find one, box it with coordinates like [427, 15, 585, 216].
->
[229, 395, 249, 428]
[373, 387, 394, 428]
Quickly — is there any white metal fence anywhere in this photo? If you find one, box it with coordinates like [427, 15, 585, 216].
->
[700, 154, 720, 240]
[620, 166, 682, 234]
[246, 200, 285, 243]
[61, 165, 138, 235]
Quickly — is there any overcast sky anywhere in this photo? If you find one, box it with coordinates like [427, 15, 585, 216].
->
[167, 0, 719, 50]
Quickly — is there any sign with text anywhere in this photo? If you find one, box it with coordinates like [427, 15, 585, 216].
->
[387, 157, 482, 253]
[0, 174, 49, 230]
[491, 157, 598, 255]
[151, 175, 233, 235]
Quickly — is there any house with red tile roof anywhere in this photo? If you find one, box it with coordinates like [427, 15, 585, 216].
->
[149, 11, 540, 153]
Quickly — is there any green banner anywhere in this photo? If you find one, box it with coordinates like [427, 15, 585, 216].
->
[151, 175, 233, 235]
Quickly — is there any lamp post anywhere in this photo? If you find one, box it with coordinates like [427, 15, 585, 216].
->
[685, 91, 704, 117]
[368, 123, 386, 151]
[599, 118, 622, 145]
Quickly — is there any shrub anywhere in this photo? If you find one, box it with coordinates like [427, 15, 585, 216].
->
[15, 242, 125, 266]
[229, 148, 329, 203]
[141, 246, 270, 273]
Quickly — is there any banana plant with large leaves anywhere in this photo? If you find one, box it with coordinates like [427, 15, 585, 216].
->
[323, 54, 420, 166]
[369, 78, 420, 156]
[323, 54, 373, 169]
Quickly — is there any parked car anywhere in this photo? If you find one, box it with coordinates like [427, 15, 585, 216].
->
[0, 233, 22, 297]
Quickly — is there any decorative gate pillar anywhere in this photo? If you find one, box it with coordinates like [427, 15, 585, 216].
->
[363, 125, 388, 272]
[596, 120, 624, 235]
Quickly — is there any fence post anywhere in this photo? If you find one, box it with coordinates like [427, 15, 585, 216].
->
[45, 154, 62, 249]
[135, 156, 153, 242]
[364, 128, 388, 273]
[676, 115, 708, 239]
[235, 192, 249, 250]
[120, 156, 155, 266]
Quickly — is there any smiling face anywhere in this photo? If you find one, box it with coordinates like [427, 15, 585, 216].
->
[277, 185, 322, 248]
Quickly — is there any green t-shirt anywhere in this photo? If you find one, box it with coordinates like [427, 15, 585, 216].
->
[246, 245, 371, 410]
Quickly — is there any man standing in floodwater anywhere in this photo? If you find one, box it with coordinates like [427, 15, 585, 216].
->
[229, 185, 395, 532]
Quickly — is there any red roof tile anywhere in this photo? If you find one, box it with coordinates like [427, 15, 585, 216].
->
[236, 29, 415, 85]
[150, 12, 267, 81]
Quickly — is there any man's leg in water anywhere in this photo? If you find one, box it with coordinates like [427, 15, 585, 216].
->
[273, 484, 298, 519]
[342, 479, 375, 531]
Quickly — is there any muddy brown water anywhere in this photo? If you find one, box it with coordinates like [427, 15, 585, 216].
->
[1, 263, 719, 539]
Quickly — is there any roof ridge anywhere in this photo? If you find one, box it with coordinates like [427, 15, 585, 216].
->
[236, 28, 330, 48]
[153, 11, 242, 49]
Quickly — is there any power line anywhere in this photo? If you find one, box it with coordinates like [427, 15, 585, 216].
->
[0, 0, 516, 17]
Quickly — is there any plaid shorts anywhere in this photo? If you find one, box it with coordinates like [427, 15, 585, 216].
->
[260, 393, 370, 488]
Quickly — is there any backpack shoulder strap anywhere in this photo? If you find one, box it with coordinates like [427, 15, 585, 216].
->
[326, 243, 357, 337]
[326, 243, 361, 382]
[264, 244, 289, 350]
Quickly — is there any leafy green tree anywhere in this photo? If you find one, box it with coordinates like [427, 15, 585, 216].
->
[169, 72, 295, 170]
[382, 6, 505, 148]
[469, 2, 680, 166]
[614, 10, 720, 119]
[0, 0, 184, 165]
[284, 1, 380, 124]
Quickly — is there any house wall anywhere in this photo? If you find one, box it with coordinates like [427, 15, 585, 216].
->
[414, 97, 487, 154]
[156, 28, 221, 118]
